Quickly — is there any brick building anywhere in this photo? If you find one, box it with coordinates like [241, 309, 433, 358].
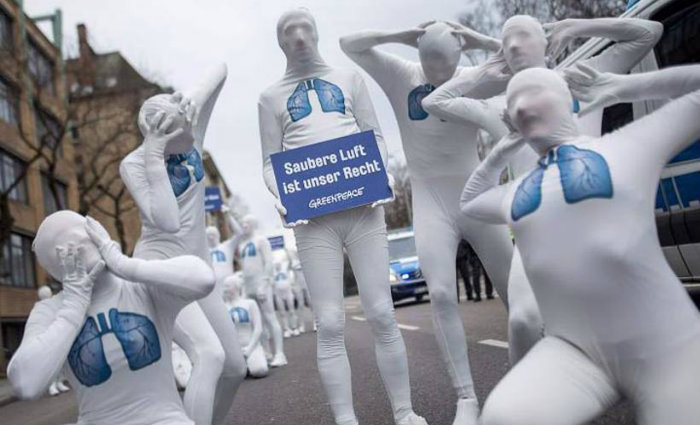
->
[0, 1, 75, 375]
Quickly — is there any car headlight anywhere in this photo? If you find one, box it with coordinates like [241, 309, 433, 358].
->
[389, 271, 399, 283]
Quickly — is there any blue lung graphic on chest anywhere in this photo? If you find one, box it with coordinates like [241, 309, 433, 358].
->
[275, 272, 287, 282]
[211, 250, 226, 263]
[241, 242, 257, 258]
[511, 145, 614, 221]
[68, 309, 161, 387]
[287, 78, 346, 122]
[166, 147, 204, 197]
[407, 84, 435, 121]
[230, 307, 250, 324]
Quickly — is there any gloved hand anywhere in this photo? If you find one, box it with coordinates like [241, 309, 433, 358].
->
[56, 242, 105, 309]
[85, 216, 130, 277]
[543, 19, 575, 61]
[141, 111, 187, 158]
[563, 62, 623, 116]
[371, 173, 396, 208]
[275, 198, 309, 228]
[256, 283, 269, 303]
[242, 344, 253, 358]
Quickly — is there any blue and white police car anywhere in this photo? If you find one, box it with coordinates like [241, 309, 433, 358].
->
[388, 229, 428, 303]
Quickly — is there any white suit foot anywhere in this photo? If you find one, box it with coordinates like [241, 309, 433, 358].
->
[292, 328, 301, 336]
[48, 382, 60, 396]
[270, 352, 288, 367]
[397, 412, 429, 425]
[452, 398, 479, 425]
[283, 329, 292, 338]
[56, 381, 70, 393]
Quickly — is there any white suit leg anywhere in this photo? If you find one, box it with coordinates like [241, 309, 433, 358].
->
[257, 286, 285, 356]
[505, 247, 543, 365]
[481, 337, 619, 425]
[246, 345, 269, 378]
[196, 286, 247, 425]
[173, 303, 225, 425]
[346, 206, 413, 423]
[295, 220, 356, 425]
[413, 195, 476, 400]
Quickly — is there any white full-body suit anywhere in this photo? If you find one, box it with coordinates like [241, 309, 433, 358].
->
[422, 16, 664, 366]
[120, 64, 246, 425]
[223, 274, 269, 378]
[289, 248, 314, 333]
[259, 9, 425, 425]
[273, 262, 299, 337]
[461, 67, 700, 425]
[235, 215, 287, 367]
[9, 211, 216, 425]
[340, 23, 512, 422]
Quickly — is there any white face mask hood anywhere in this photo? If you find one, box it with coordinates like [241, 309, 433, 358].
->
[506, 68, 579, 155]
[277, 8, 329, 79]
[33, 210, 102, 281]
[501, 15, 547, 74]
[418, 22, 461, 87]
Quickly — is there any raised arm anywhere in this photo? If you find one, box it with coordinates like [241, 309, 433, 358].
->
[565, 63, 700, 115]
[461, 133, 526, 224]
[9, 246, 104, 399]
[604, 88, 700, 171]
[546, 17, 663, 74]
[422, 52, 511, 139]
[186, 63, 228, 150]
[340, 27, 424, 91]
[86, 217, 215, 301]
[121, 112, 186, 233]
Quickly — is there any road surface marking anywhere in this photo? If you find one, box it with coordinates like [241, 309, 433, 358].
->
[479, 339, 509, 349]
[352, 316, 420, 331]
[397, 324, 420, 331]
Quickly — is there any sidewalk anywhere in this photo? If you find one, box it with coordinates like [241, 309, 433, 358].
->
[0, 379, 16, 406]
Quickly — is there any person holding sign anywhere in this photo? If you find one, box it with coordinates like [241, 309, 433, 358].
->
[120, 64, 246, 425]
[340, 21, 514, 425]
[235, 215, 288, 367]
[258, 8, 427, 425]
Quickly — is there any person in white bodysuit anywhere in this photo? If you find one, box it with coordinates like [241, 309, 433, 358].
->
[120, 64, 246, 425]
[460, 66, 700, 425]
[223, 273, 269, 378]
[273, 261, 299, 338]
[172, 342, 193, 390]
[36, 286, 72, 397]
[235, 214, 287, 367]
[259, 9, 426, 425]
[9, 211, 216, 425]
[421, 15, 663, 367]
[289, 249, 314, 333]
[340, 22, 514, 424]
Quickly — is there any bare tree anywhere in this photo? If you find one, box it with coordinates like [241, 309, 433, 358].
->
[384, 156, 413, 230]
[459, 0, 627, 61]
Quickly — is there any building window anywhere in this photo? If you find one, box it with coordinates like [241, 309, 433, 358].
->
[35, 107, 62, 155]
[0, 233, 35, 288]
[27, 39, 54, 94]
[2, 320, 26, 363]
[0, 7, 12, 50]
[41, 173, 66, 214]
[0, 76, 18, 127]
[0, 149, 27, 203]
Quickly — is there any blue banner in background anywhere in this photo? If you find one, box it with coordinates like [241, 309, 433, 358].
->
[205, 186, 223, 212]
[268, 236, 285, 250]
[271, 130, 392, 223]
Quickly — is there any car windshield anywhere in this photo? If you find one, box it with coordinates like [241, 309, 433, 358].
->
[388, 236, 417, 262]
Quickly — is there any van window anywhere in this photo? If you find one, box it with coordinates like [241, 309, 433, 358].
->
[652, 0, 700, 164]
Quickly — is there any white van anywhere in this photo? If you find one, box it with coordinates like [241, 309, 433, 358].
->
[558, 0, 700, 294]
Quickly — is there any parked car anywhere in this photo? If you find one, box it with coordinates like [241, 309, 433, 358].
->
[388, 229, 428, 303]
[559, 0, 700, 300]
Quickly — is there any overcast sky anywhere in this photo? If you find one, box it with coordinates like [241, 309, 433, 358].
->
[26, 0, 473, 235]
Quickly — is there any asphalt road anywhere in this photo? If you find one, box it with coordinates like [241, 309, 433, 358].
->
[0, 292, 636, 425]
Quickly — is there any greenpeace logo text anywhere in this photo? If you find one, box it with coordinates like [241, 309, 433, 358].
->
[309, 187, 365, 209]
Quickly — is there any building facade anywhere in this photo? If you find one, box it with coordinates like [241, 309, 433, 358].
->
[0, 0, 75, 375]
